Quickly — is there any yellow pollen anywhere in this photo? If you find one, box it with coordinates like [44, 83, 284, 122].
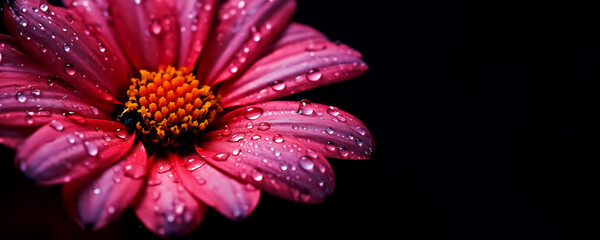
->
[121, 66, 222, 147]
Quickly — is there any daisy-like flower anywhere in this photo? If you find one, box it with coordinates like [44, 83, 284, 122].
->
[0, 0, 374, 237]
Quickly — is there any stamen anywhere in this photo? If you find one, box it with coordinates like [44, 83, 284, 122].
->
[120, 66, 222, 147]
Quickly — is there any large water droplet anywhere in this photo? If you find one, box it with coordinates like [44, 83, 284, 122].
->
[63, 43, 71, 52]
[270, 80, 285, 91]
[184, 158, 204, 171]
[124, 163, 146, 179]
[354, 126, 367, 135]
[273, 134, 284, 143]
[156, 161, 172, 173]
[212, 152, 230, 161]
[306, 69, 322, 81]
[327, 106, 340, 116]
[257, 122, 270, 131]
[297, 99, 314, 115]
[325, 141, 336, 152]
[16, 91, 27, 102]
[39, 3, 48, 12]
[84, 141, 99, 156]
[227, 132, 246, 142]
[150, 18, 162, 35]
[244, 107, 263, 120]
[298, 156, 315, 171]
[115, 129, 127, 138]
[49, 120, 64, 131]
[64, 63, 75, 76]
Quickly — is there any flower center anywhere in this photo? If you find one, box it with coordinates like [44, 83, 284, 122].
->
[120, 66, 222, 147]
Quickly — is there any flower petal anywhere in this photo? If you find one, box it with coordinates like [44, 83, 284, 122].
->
[268, 22, 328, 51]
[15, 118, 135, 185]
[107, 0, 179, 70]
[174, 0, 216, 70]
[212, 101, 374, 160]
[219, 40, 368, 107]
[196, 0, 296, 86]
[0, 127, 33, 148]
[0, 73, 114, 128]
[173, 151, 260, 220]
[63, 0, 135, 77]
[134, 152, 207, 238]
[3, 0, 130, 101]
[195, 131, 335, 203]
[0, 34, 53, 77]
[62, 141, 147, 230]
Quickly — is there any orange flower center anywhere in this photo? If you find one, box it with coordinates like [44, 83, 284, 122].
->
[120, 66, 222, 147]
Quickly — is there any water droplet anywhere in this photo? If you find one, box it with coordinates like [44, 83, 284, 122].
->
[156, 161, 172, 173]
[299, 156, 315, 171]
[306, 149, 319, 159]
[64, 63, 75, 76]
[354, 126, 367, 135]
[50, 120, 64, 131]
[297, 99, 314, 115]
[107, 206, 115, 214]
[150, 18, 162, 35]
[184, 158, 204, 171]
[327, 106, 340, 116]
[230, 66, 238, 73]
[93, 187, 101, 195]
[124, 163, 146, 179]
[39, 3, 48, 12]
[227, 133, 246, 142]
[305, 43, 327, 51]
[244, 107, 263, 120]
[252, 31, 261, 42]
[325, 142, 336, 152]
[103, 134, 111, 142]
[280, 162, 288, 171]
[257, 122, 270, 131]
[270, 80, 286, 91]
[84, 141, 99, 156]
[306, 69, 322, 81]
[66, 134, 77, 144]
[89, 106, 99, 115]
[213, 152, 230, 161]
[273, 134, 284, 143]
[338, 147, 350, 158]
[63, 43, 70, 52]
[115, 129, 127, 138]
[97, 42, 106, 52]
[251, 171, 263, 181]
[16, 91, 27, 102]
[326, 127, 334, 134]
[24, 115, 33, 125]
[355, 138, 364, 146]
[147, 177, 162, 186]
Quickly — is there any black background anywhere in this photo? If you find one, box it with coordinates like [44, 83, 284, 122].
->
[1, 0, 585, 239]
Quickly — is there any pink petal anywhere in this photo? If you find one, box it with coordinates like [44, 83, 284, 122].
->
[134, 152, 207, 238]
[3, 0, 130, 101]
[15, 118, 136, 185]
[219, 40, 368, 107]
[268, 22, 328, 51]
[0, 73, 114, 128]
[212, 101, 374, 160]
[174, 0, 216, 70]
[196, 0, 296, 86]
[62, 141, 147, 230]
[63, 0, 135, 78]
[0, 34, 53, 77]
[173, 151, 260, 220]
[108, 0, 179, 70]
[195, 131, 335, 204]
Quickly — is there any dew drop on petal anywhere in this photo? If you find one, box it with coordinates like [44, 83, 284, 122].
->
[270, 80, 285, 91]
[115, 129, 127, 138]
[84, 141, 99, 156]
[327, 106, 340, 117]
[325, 141, 336, 152]
[184, 158, 204, 171]
[97, 42, 106, 52]
[244, 107, 263, 120]
[64, 63, 75, 76]
[156, 161, 172, 173]
[297, 99, 314, 115]
[273, 134, 284, 143]
[257, 122, 270, 131]
[251, 171, 263, 182]
[298, 156, 315, 171]
[213, 152, 230, 161]
[39, 3, 48, 12]
[16, 91, 27, 102]
[227, 133, 245, 142]
[306, 69, 322, 81]
[63, 43, 71, 52]
[123, 163, 146, 179]
[49, 120, 64, 131]
[354, 126, 367, 135]
[150, 18, 162, 35]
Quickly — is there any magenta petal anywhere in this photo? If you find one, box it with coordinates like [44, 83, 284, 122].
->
[173, 151, 260, 220]
[3, 0, 130, 101]
[175, 0, 216, 70]
[62, 141, 147, 230]
[15, 119, 135, 185]
[0, 34, 53, 77]
[213, 101, 375, 160]
[108, 0, 179, 70]
[195, 132, 335, 203]
[0, 127, 33, 148]
[268, 22, 328, 51]
[219, 40, 368, 107]
[196, 0, 296, 86]
[134, 152, 207, 238]
[0, 73, 114, 128]
[63, 0, 135, 78]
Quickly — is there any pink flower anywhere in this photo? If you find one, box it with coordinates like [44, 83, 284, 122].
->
[0, 0, 374, 237]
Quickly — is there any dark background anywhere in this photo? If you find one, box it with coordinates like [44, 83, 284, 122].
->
[1, 0, 585, 239]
